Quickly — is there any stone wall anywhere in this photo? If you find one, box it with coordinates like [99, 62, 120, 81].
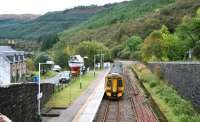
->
[148, 62, 200, 111]
[0, 83, 54, 122]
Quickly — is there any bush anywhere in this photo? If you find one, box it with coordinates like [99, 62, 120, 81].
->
[154, 65, 164, 79]
[134, 63, 200, 122]
[149, 81, 157, 88]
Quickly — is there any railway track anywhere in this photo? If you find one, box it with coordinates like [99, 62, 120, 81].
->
[125, 68, 159, 122]
[94, 65, 158, 122]
[102, 100, 120, 122]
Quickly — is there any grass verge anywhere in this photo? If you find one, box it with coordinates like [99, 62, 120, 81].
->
[45, 70, 100, 108]
[41, 71, 57, 80]
[133, 63, 200, 122]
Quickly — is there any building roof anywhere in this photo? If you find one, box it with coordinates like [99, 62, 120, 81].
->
[0, 46, 15, 52]
[0, 46, 24, 55]
[0, 46, 25, 63]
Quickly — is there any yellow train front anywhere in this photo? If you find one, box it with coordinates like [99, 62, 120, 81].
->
[105, 63, 124, 99]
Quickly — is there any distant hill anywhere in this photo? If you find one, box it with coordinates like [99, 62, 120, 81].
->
[59, 0, 177, 46]
[0, 5, 110, 40]
[0, 14, 40, 21]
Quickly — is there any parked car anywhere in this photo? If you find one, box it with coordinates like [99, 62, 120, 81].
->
[52, 65, 61, 72]
[59, 71, 71, 83]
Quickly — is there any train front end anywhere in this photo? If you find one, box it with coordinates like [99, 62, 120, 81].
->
[105, 74, 124, 99]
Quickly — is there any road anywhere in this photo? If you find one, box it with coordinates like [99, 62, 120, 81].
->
[42, 71, 64, 84]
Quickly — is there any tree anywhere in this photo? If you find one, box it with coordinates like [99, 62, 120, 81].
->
[52, 47, 73, 69]
[76, 41, 112, 67]
[26, 58, 36, 72]
[160, 25, 183, 60]
[126, 35, 143, 59]
[176, 8, 200, 59]
[34, 52, 49, 70]
[141, 31, 164, 61]
[39, 34, 60, 51]
[113, 35, 143, 59]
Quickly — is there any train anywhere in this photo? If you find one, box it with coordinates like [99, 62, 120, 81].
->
[105, 62, 125, 99]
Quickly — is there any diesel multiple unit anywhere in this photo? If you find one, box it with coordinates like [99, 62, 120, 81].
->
[105, 62, 125, 99]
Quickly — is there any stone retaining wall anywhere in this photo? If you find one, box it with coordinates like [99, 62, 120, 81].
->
[0, 83, 54, 122]
[148, 62, 200, 111]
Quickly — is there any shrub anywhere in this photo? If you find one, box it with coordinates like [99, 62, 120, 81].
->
[149, 81, 157, 88]
[154, 65, 164, 79]
[133, 63, 200, 122]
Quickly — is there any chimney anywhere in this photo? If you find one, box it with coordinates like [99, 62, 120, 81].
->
[8, 40, 16, 49]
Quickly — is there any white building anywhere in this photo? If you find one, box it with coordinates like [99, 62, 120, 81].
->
[0, 46, 26, 85]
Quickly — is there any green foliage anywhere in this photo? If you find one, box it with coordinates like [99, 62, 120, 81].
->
[75, 41, 113, 67]
[134, 64, 200, 122]
[41, 71, 57, 80]
[0, 5, 104, 40]
[197, 8, 200, 17]
[34, 52, 49, 69]
[176, 8, 200, 59]
[154, 65, 163, 79]
[82, 0, 175, 29]
[141, 21, 200, 61]
[45, 71, 100, 108]
[52, 47, 73, 69]
[40, 34, 60, 51]
[141, 31, 164, 61]
[149, 80, 158, 88]
[59, 0, 181, 52]
[113, 35, 143, 59]
[26, 58, 36, 72]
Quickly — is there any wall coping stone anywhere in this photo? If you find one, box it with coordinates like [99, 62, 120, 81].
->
[148, 61, 200, 64]
[0, 82, 54, 88]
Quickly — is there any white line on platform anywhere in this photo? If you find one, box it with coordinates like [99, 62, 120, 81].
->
[72, 71, 108, 122]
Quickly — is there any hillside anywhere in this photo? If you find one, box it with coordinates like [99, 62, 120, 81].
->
[0, 14, 40, 21]
[58, 0, 175, 46]
[58, 0, 199, 47]
[0, 5, 110, 40]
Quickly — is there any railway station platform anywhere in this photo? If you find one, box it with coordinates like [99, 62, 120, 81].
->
[72, 72, 106, 122]
[42, 69, 109, 122]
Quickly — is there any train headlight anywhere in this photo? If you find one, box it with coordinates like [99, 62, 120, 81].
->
[107, 78, 112, 87]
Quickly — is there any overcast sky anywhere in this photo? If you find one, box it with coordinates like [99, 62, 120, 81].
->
[0, 0, 126, 15]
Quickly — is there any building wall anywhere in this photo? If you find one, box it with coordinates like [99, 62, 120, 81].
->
[0, 56, 10, 84]
[148, 62, 200, 111]
[10, 61, 26, 83]
[0, 83, 54, 122]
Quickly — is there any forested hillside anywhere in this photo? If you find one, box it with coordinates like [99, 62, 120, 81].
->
[59, 0, 176, 44]
[56, 0, 200, 60]
[0, 14, 40, 21]
[0, 5, 109, 40]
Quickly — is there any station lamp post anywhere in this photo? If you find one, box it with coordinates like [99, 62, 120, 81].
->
[94, 54, 104, 77]
[38, 61, 54, 118]
[79, 56, 88, 89]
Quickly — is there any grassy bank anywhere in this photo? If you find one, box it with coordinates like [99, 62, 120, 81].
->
[133, 63, 200, 122]
[45, 70, 100, 108]
[41, 71, 57, 80]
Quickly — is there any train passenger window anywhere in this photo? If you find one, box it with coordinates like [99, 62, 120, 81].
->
[107, 78, 112, 87]
[118, 79, 123, 87]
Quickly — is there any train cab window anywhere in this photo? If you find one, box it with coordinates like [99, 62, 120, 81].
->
[107, 78, 112, 87]
[118, 79, 123, 87]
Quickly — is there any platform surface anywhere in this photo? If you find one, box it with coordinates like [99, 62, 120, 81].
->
[72, 72, 106, 122]
[42, 69, 108, 122]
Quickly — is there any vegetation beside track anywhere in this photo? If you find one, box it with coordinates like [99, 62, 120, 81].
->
[45, 70, 100, 108]
[132, 63, 200, 122]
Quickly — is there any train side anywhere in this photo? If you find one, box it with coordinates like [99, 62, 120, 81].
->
[105, 62, 125, 99]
